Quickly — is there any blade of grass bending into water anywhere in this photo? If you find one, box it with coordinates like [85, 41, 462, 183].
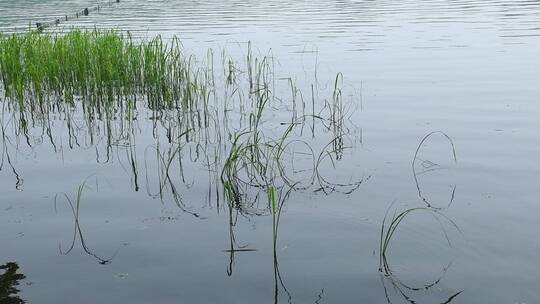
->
[412, 131, 457, 209]
[379, 202, 463, 276]
[54, 180, 117, 264]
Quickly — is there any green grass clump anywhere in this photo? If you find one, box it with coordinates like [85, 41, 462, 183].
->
[0, 30, 204, 115]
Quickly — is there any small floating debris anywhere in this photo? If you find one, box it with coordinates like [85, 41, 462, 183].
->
[113, 273, 128, 280]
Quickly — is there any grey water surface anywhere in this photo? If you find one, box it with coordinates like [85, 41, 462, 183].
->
[1, 1, 540, 303]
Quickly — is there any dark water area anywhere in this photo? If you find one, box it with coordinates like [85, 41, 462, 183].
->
[1, 1, 540, 303]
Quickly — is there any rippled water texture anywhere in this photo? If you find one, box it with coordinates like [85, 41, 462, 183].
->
[1, 1, 540, 303]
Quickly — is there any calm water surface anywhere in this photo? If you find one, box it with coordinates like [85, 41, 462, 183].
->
[1, 1, 540, 303]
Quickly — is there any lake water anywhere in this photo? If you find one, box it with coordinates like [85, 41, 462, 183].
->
[1, 1, 540, 303]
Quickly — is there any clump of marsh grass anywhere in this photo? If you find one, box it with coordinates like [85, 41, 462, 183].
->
[0, 30, 366, 219]
[0, 30, 206, 116]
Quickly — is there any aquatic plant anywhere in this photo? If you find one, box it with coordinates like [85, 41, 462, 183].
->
[0, 30, 206, 116]
[378, 201, 464, 304]
[0, 29, 366, 219]
[378, 202, 462, 276]
[269, 185, 294, 304]
[54, 181, 117, 264]
[412, 131, 457, 209]
[380, 272, 463, 304]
